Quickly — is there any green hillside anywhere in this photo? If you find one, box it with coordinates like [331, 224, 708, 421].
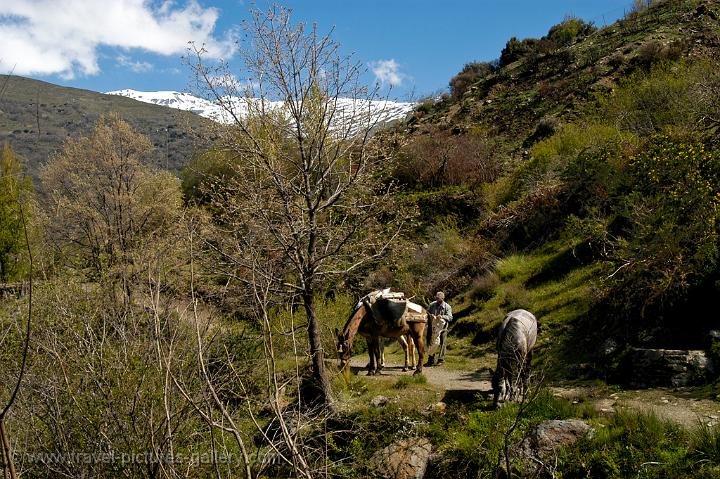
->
[0, 75, 212, 176]
[381, 0, 720, 380]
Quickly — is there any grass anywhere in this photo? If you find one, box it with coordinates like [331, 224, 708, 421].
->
[559, 409, 720, 478]
[453, 240, 604, 379]
[327, 382, 720, 478]
[393, 374, 428, 389]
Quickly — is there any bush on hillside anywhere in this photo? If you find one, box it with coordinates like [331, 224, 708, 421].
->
[547, 17, 596, 46]
[602, 60, 720, 140]
[633, 39, 685, 70]
[394, 222, 489, 300]
[499, 37, 538, 67]
[611, 136, 720, 312]
[449, 61, 495, 99]
[394, 129, 503, 189]
[537, 79, 570, 101]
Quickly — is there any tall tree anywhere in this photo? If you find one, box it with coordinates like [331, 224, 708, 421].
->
[0, 143, 32, 282]
[40, 114, 181, 302]
[190, 5, 400, 408]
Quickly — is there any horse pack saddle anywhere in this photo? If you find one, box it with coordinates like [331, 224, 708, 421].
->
[363, 289, 426, 328]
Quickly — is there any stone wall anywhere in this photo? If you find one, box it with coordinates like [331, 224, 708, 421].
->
[623, 348, 713, 388]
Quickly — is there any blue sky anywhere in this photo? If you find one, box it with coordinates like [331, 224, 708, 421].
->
[0, 1, 634, 100]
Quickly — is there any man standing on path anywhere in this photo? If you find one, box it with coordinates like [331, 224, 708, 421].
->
[425, 291, 453, 366]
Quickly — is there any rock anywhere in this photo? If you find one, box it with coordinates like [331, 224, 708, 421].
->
[624, 348, 714, 388]
[517, 419, 594, 466]
[369, 437, 432, 479]
[371, 395, 389, 408]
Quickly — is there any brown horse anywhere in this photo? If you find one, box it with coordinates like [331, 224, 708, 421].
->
[378, 335, 416, 372]
[335, 292, 427, 376]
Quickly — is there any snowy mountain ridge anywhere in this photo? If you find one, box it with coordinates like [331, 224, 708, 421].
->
[106, 89, 415, 128]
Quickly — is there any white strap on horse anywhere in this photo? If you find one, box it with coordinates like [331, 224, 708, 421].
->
[378, 290, 406, 301]
[407, 302, 423, 313]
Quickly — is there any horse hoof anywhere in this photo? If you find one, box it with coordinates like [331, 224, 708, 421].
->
[402, 367, 408, 372]
[413, 370, 423, 376]
[367, 370, 375, 376]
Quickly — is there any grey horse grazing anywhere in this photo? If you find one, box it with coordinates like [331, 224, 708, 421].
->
[492, 309, 538, 408]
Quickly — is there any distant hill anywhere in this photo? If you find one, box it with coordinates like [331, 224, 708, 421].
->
[0, 75, 213, 178]
[0, 76, 416, 181]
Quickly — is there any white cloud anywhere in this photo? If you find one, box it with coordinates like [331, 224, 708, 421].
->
[0, 0, 238, 78]
[116, 54, 153, 73]
[369, 59, 404, 87]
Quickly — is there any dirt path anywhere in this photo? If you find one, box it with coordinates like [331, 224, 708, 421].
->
[349, 352, 720, 429]
[552, 386, 720, 429]
[349, 355, 492, 392]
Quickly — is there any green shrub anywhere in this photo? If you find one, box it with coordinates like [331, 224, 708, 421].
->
[0, 143, 33, 282]
[611, 136, 720, 311]
[469, 271, 501, 301]
[427, 390, 579, 478]
[547, 17, 596, 46]
[691, 424, 720, 466]
[601, 61, 691, 136]
[449, 61, 495, 99]
[559, 410, 720, 479]
[499, 37, 538, 67]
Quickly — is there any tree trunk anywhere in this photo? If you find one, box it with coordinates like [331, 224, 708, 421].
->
[303, 291, 334, 410]
[0, 420, 17, 479]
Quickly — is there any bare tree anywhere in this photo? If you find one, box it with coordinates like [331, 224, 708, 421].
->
[189, 5, 401, 408]
[0, 200, 32, 479]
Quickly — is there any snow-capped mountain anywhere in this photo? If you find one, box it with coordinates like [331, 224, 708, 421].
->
[106, 89, 415, 129]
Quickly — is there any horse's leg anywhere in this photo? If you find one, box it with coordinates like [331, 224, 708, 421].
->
[398, 335, 409, 372]
[364, 337, 373, 370]
[374, 338, 384, 375]
[408, 335, 416, 368]
[521, 350, 533, 398]
[413, 326, 426, 375]
[366, 337, 377, 375]
[507, 367, 516, 402]
[379, 337, 386, 371]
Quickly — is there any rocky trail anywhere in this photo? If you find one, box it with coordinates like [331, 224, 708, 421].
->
[349, 355, 492, 392]
[349, 353, 720, 429]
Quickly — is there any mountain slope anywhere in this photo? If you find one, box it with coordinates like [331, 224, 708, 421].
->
[106, 89, 416, 130]
[408, 0, 720, 149]
[385, 0, 720, 376]
[0, 76, 213, 176]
